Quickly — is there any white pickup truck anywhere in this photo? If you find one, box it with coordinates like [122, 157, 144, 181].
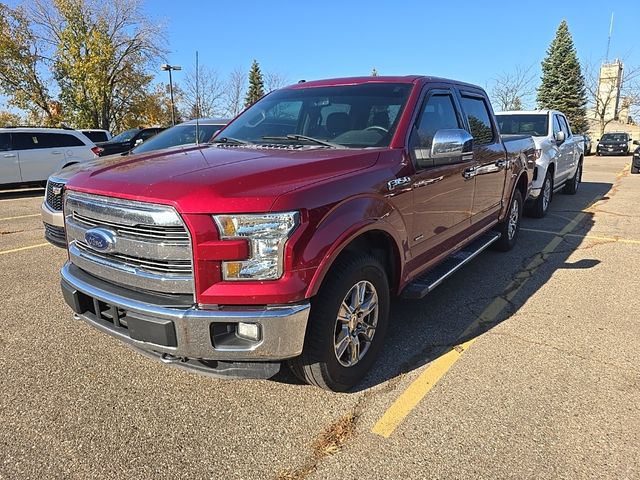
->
[496, 110, 584, 217]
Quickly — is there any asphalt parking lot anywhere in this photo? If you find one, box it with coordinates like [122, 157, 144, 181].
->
[1, 155, 638, 479]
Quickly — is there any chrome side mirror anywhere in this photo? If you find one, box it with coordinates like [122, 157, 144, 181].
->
[134, 138, 144, 146]
[555, 131, 566, 144]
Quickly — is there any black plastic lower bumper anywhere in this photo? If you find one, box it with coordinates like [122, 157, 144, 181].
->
[44, 223, 66, 248]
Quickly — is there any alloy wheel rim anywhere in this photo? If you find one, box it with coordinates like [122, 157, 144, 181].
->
[508, 197, 519, 240]
[542, 178, 551, 210]
[334, 280, 379, 367]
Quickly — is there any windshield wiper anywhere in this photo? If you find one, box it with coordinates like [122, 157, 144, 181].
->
[261, 134, 343, 148]
[212, 137, 252, 145]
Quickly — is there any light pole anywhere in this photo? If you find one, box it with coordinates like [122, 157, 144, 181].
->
[160, 63, 181, 125]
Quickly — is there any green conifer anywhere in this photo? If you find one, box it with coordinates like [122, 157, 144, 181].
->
[244, 60, 265, 107]
[537, 21, 588, 133]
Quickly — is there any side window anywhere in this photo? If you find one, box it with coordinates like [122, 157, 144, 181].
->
[0, 133, 10, 151]
[558, 116, 571, 136]
[552, 115, 562, 135]
[51, 133, 84, 147]
[460, 95, 495, 146]
[137, 130, 156, 141]
[13, 132, 47, 150]
[409, 93, 461, 168]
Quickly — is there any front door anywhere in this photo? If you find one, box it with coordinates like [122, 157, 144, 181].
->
[459, 93, 507, 225]
[0, 133, 21, 183]
[406, 88, 475, 277]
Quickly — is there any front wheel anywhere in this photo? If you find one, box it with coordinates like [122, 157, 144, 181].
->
[493, 189, 523, 251]
[289, 253, 390, 391]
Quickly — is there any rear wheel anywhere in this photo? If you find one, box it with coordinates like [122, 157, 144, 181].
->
[563, 161, 582, 194]
[289, 253, 390, 391]
[526, 171, 552, 218]
[493, 189, 523, 252]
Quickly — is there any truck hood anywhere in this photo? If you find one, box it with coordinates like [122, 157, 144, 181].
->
[66, 144, 380, 213]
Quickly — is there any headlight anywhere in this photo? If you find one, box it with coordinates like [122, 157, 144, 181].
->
[213, 212, 299, 281]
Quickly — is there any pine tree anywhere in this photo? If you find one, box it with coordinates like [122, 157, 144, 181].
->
[536, 20, 588, 133]
[244, 60, 265, 107]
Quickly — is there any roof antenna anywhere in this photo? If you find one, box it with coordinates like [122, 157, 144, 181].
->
[195, 50, 200, 145]
[605, 12, 614, 62]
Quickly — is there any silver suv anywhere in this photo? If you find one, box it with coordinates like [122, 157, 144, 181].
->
[0, 127, 100, 187]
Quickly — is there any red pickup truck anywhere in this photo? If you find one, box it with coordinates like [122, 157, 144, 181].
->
[61, 76, 534, 391]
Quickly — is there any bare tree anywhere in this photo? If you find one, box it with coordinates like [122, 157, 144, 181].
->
[583, 59, 640, 137]
[223, 67, 247, 117]
[489, 65, 536, 112]
[264, 71, 289, 93]
[181, 65, 225, 119]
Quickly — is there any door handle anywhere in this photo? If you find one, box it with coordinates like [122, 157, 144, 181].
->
[51, 150, 63, 154]
[3, 153, 16, 158]
[495, 159, 508, 169]
[462, 167, 476, 180]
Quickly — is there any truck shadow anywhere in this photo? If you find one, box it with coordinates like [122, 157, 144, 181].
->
[275, 180, 612, 392]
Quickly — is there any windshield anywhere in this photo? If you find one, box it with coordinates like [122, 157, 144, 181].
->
[131, 123, 225, 154]
[600, 133, 627, 142]
[217, 83, 412, 148]
[496, 114, 549, 137]
[110, 128, 139, 143]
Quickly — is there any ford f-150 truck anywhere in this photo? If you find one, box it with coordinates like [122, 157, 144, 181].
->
[495, 110, 584, 217]
[60, 76, 534, 391]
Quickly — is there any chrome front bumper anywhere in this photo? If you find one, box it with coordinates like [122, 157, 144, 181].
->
[41, 200, 64, 227]
[61, 263, 310, 365]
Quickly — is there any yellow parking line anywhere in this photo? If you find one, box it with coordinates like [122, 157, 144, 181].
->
[521, 228, 640, 245]
[371, 339, 476, 438]
[0, 214, 41, 221]
[371, 192, 608, 438]
[0, 243, 51, 256]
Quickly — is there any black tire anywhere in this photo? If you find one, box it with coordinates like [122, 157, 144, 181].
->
[563, 160, 582, 194]
[525, 171, 552, 218]
[493, 189, 523, 252]
[288, 253, 390, 391]
[631, 165, 639, 174]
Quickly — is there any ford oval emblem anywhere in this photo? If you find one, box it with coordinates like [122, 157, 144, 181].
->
[84, 228, 117, 252]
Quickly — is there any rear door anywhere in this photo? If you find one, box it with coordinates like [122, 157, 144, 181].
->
[13, 132, 64, 182]
[0, 132, 22, 183]
[407, 87, 475, 274]
[554, 114, 572, 184]
[458, 92, 507, 225]
[557, 114, 577, 181]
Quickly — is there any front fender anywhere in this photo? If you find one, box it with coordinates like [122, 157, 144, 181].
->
[299, 195, 408, 298]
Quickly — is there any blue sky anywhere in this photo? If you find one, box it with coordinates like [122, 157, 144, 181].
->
[148, 0, 638, 96]
[1, 0, 637, 113]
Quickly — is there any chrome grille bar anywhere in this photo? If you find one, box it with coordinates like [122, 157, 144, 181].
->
[65, 191, 194, 296]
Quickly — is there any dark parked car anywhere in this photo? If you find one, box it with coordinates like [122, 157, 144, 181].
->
[632, 140, 640, 174]
[96, 127, 165, 156]
[596, 132, 632, 156]
[127, 118, 230, 155]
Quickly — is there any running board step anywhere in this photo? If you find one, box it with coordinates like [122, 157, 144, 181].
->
[401, 232, 501, 299]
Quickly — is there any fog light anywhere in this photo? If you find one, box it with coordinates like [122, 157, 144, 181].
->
[237, 322, 261, 341]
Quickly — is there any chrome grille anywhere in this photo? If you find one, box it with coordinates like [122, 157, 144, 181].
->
[46, 179, 65, 211]
[64, 191, 194, 296]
